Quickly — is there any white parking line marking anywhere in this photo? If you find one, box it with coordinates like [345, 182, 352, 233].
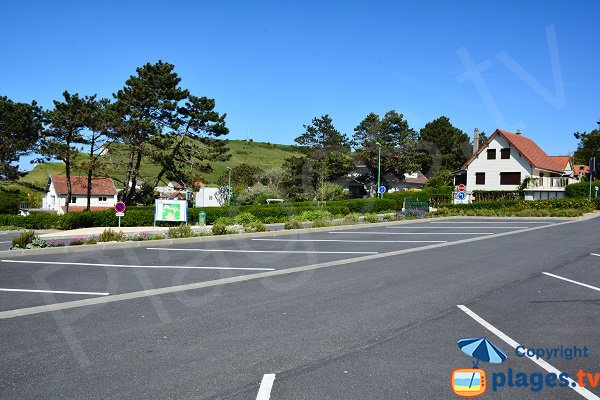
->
[1, 260, 274, 271]
[256, 374, 276, 400]
[147, 248, 378, 255]
[0, 288, 109, 296]
[251, 239, 447, 243]
[590, 253, 600, 258]
[0, 241, 12, 244]
[543, 272, 600, 292]
[386, 226, 528, 229]
[330, 231, 494, 235]
[458, 305, 599, 400]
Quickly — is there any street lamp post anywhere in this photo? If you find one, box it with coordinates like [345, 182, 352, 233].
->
[376, 142, 382, 198]
[226, 166, 232, 206]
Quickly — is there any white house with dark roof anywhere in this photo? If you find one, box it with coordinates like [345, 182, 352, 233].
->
[42, 175, 118, 214]
[454, 129, 576, 200]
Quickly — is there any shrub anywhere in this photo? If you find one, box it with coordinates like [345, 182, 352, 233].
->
[284, 219, 303, 230]
[84, 237, 98, 245]
[234, 184, 283, 205]
[244, 220, 267, 233]
[593, 198, 600, 210]
[298, 209, 333, 222]
[212, 222, 227, 235]
[69, 237, 86, 246]
[382, 214, 395, 221]
[234, 212, 259, 226]
[214, 216, 235, 226]
[364, 213, 379, 223]
[315, 182, 349, 201]
[149, 233, 165, 240]
[0, 192, 23, 214]
[98, 228, 126, 242]
[565, 180, 600, 198]
[26, 237, 48, 249]
[311, 218, 331, 228]
[11, 230, 38, 249]
[343, 213, 360, 225]
[168, 224, 194, 239]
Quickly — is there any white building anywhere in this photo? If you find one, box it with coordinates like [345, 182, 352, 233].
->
[42, 175, 118, 214]
[194, 187, 221, 207]
[454, 129, 576, 200]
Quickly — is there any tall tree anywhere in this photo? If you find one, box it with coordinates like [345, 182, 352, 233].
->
[353, 110, 420, 176]
[82, 97, 111, 211]
[111, 61, 189, 204]
[292, 115, 352, 196]
[0, 97, 43, 181]
[418, 116, 470, 173]
[573, 122, 600, 165]
[40, 91, 93, 212]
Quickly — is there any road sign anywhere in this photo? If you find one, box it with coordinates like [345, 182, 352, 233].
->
[115, 212, 125, 217]
[378, 186, 386, 194]
[457, 184, 466, 192]
[114, 201, 126, 213]
[457, 191, 466, 201]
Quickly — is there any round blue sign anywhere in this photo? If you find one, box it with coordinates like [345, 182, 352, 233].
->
[457, 191, 466, 201]
[114, 201, 126, 213]
[378, 186, 386, 194]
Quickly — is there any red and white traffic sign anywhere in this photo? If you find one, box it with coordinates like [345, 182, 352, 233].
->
[114, 201, 126, 213]
[457, 184, 466, 192]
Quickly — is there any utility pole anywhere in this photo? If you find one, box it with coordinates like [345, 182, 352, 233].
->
[227, 166, 232, 206]
[376, 142, 382, 198]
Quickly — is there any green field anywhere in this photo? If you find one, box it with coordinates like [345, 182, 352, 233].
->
[2, 140, 303, 197]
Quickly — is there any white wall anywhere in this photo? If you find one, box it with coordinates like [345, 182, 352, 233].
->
[195, 187, 221, 207]
[466, 135, 532, 191]
[42, 180, 117, 214]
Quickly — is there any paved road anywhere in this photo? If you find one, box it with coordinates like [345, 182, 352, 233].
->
[0, 230, 22, 251]
[1, 217, 599, 399]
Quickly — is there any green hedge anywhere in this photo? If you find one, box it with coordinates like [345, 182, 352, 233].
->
[0, 192, 23, 215]
[565, 180, 600, 198]
[439, 198, 595, 212]
[0, 198, 399, 229]
[593, 198, 600, 210]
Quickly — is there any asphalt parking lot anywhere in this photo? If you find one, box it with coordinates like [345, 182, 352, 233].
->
[1, 216, 599, 399]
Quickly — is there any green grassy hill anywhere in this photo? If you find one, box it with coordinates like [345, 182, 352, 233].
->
[3, 140, 303, 197]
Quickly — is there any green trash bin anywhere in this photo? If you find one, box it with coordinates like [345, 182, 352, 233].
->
[198, 211, 206, 226]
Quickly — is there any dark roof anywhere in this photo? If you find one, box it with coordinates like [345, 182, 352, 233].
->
[460, 129, 571, 173]
[50, 175, 117, 195]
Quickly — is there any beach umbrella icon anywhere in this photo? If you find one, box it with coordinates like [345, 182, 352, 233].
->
[458, 337, 507, 368]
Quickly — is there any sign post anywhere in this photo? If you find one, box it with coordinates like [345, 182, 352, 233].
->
[114, 201, 126, 228]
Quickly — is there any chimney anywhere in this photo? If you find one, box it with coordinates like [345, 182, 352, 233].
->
[473, 128, 480, 154]
[516, 129, 521, 135]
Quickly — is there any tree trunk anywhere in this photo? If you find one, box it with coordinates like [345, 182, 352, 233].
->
[126, 149, 143, 205]
[121, 145, 136, 202]
[152, 134, 187, 189]
[86, 134, 96, 211]
[65, 154, 71, 214]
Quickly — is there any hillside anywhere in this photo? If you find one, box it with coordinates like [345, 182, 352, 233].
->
[3, 140, 304, 196]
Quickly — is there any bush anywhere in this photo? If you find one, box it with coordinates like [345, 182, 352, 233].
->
[315, 182, 349, 201]
[565, 180, 600, 198]
[234, 212, 259, 226]
[11, 230, 37, 249]
[284, 219, 303, 230]
[69, 237, 86, 246]
[311, 218, 331, 228]
[593, 198, 600, 210]
[244, 220, 267, 233]
[382, 214, 395, 221]
[234, 184, 283, 205]
[212, 222, 227, 235]
[363, 213, 379, 223]
[214, 216, 235, 226]
[98, 228, 126, 242]
[0, 192, 24, 214]
[168, 224, 194, 238]
[298, 209, 333, 221]
[343, 213, 360, 225]
[84, 237, 98, 245]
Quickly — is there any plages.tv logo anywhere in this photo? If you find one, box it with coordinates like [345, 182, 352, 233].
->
[451, 337, 508, 397]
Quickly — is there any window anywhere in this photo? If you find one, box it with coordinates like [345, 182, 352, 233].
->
[500, 148, 510, 159]
[69, 197, 77, 203]
[487, 149, 496, 159]
[500, 172, 521, 185]
[475, 172, 485, 185]
[98, 196, 107, 202]
[208, 195, 214, 200]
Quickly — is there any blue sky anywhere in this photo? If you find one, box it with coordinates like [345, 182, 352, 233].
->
[2, 0, 599, 171]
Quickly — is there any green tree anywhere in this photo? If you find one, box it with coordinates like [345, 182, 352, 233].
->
[353, 110, 420, 176]
[0, 97, 43, 181]
[217, 163, 264, 194]
[573, 123, 600, 165]
[418, 116, 470, 173]
[40, 91, 94, 212]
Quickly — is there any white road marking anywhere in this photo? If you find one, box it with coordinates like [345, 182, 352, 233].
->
[0, 241, 12, 244]
[147, 248, 378, 255]
[386, 226, 528, 229]
[1, 260, 274, 271]
[330, 231, 494, 235]
[439, 220, 554, 224]
[0, 288, 109, 296]
[251, 238, 447, 243]
[458, 305, 599, 400]
[256, 374, 276, 400]
[543, 272, 600, 292]
[590, 253, 600, 258]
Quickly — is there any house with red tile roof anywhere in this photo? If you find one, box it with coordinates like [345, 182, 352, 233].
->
[42, 175, 118, 214]
[454, 129, 576, 200]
